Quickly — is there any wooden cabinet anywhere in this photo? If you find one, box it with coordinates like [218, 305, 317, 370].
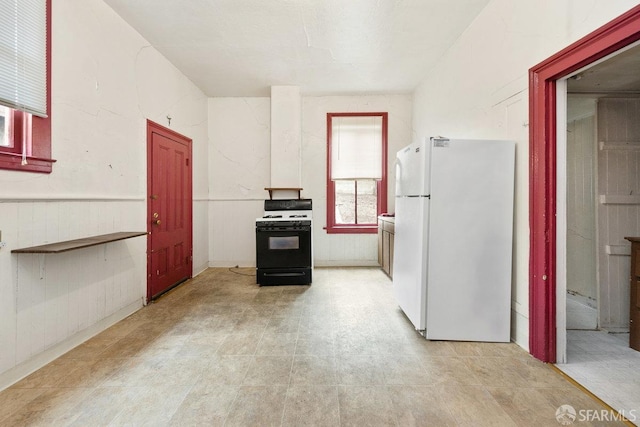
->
[625, 237, 640, 351]
[378, 216, 395, 278]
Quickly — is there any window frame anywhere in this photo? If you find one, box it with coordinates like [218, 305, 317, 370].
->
[326, 112, 388, 234]
[0, 0, 54, 173]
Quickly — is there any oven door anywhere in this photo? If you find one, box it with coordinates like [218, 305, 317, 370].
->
[256, 225, 311, 269]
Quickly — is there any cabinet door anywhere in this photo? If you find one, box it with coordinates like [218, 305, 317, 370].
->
[389, 232, 394, 278]
[378, 219, 383, 266]
[382, 231, 391, 275]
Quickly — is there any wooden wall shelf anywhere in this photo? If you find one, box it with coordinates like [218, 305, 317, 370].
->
[264, 187, 303, 199]
[12, 232, 147, 254]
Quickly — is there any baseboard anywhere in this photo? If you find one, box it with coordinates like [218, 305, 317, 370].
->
[0, 299, 143, 392]
[314, 260, 380, 267]
[208, 261, 256, 268]
[193, 262, 209, 277]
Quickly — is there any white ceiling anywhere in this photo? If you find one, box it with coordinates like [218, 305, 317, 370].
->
[568, 42, 640, 93]
[103, 0, 490, 97]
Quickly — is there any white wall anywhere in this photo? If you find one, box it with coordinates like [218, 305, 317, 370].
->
[0, 0, 208, 388]
[208, 98, 270, 267]
[208, 94, 412, 267]
[411, 0, 640, 349]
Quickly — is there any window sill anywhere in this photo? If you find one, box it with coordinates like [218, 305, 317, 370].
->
[325, 225, 378, 234]
[0, 151, 56, 173]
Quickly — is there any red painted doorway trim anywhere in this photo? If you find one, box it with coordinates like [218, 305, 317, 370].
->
[529, 5, 640, 362]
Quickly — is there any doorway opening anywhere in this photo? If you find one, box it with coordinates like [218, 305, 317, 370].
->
[529, 3, 640, 416]
[554, 42, 640, 413]
[529, 3, 640, 363]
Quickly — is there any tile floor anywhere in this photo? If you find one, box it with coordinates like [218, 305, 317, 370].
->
[557, 330, 640, 421]
[0, 267, 628, 426]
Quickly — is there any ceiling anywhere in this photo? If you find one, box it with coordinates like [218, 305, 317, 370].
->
[568, 41, 640, 93]
[103, 0, 490, 97]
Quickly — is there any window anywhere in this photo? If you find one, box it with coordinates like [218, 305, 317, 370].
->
[326, 112, 388, 234]
[0, 0, 53, 173]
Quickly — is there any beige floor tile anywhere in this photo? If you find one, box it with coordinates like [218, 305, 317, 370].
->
[338, 385, 397, 426]
[59, 386, 141, 426]
[101, 357, 165, 387]
[224, 385, 288, 426]
[488, 386, 582, 427]
[217, 332, 262, 355]
[387, 385, 458, 426]
[175, 333, 226, 357]
[438, 384, 517, 426]
[407, 337, 458, 357]
[0, 387, 45, 422]
[383, 354, 433, 385]
[282, 385, 340, 426]
[290, 355, 337, 385]
[335, 333, 385, 355]
[540, 387, 630, 425]
[98, 335, 150, 359]
[55, 357, 124, 388]
[256, 332, 298, 356]
[0, 387, 94, 426]
[463, 356, 531, 388]
[243, 355, 294, 386]
[421, 355, 483, 385]
[59, 336, 119, 360]
[265, 315, 301, 334]
[12, 358, 86, 389]
[295, 334, 336, 356]
[138, 334, 190, 359]
[231, 313, 271, 334]
[518, 358, 577, 389]
[146, 356, 209, 387]
[197, 355, 253, 385]
[168, 384, 240, 426]
[336, 354, 387, 385]
[107, 384, 191, 426]
[0, 267, 620, 426]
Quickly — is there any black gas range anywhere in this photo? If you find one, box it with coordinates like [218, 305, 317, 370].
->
[255, 199, 312, 285]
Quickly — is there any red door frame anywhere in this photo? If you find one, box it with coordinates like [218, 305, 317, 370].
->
[529, 5, 640, 362]
[146, 119, 193, 301]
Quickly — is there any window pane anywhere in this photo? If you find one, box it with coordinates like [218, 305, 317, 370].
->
[335, 180, 355, 224]
[0, 106, 11, 147]
[356, 179, 377, 224]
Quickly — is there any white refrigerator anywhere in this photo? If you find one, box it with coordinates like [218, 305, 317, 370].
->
[392, 137, 515, 342]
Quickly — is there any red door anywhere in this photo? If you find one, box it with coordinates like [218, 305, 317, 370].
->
[147, 120, 192, 300]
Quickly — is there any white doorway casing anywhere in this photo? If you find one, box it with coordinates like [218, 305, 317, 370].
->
[556, 79, 568, 364]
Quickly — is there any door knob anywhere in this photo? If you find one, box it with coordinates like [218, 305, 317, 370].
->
[152, 219, 161, 225]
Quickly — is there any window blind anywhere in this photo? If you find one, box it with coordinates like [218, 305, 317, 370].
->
[331, 115, 382, 180]
[0, 0, 47, 118]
